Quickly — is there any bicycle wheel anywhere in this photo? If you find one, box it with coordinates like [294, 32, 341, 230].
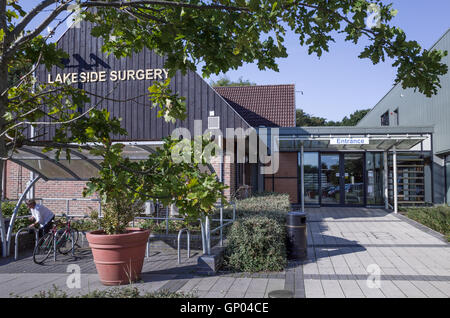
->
[57, 228, 79, 255]
[33, 233, 54, 264]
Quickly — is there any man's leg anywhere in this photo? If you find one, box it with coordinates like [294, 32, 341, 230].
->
[42, 217, 54, 235]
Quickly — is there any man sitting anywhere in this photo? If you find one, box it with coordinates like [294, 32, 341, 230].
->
[26, 199, 55, 237]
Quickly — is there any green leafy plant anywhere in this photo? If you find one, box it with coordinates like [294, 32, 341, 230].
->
[83, 136, 227, 235]
[139, 219, 201, 234]
[1, 201, 30, 232]
[12, 285, 195, 298]
[71, 217, 100, 232]
[224, 216, 287, 272]
[217, 192, 290, 223]
[401, 205, 450, 241]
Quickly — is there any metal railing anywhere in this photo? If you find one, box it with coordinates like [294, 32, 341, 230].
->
[6, 199, 236, 259]
[14, 227, 39, 261]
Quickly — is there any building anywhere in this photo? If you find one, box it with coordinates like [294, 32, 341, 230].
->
[357, 28, 450, 206]
[3, 21, 448, 215]
[2, 19, 297, 215]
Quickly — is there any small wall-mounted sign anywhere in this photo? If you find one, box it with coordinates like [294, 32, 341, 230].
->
[330, 138, 369, 145]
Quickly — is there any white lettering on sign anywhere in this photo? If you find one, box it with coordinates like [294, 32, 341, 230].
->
[47, 68, 169, 84]
[330, 138, 369, 145]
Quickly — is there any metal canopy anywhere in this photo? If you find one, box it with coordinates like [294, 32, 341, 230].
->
[276, 134, 429, 152]
[9, 141, 165, 181]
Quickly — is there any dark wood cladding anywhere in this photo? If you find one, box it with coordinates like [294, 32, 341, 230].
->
[34, 21, 250, 142]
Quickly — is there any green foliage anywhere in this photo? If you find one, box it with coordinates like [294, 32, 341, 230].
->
[295, 109, 328, 127]
[13, 285, 195, 298]
[1, 201, 30, 232]
[92, 199, 145, 235]
[327, 109, 371, 126]
[139, 219, 201, 234]
[82, 0, 448, 97]
[235, 192, 290, 214]
[222, 193, 290, 272]
[296, 108, 371, 127]
[1, 0, 449, 239]
[211, 76, 256, 87]
[1, 201, 28, 217]
[224, 216, 287, 272]
[83, 136, 227, 234]
[71, 218, 100, 232]
[148, 78, 187, 123]
[402, 206, 450, 241]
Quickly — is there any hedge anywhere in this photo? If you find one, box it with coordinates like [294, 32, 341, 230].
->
[224, 216, 287, 272]
[401, 205, 450, 241]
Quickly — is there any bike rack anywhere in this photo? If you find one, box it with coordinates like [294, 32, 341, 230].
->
[177, 228, 190, 264]
[145, 240, 150, 259]
[14, 228, 39, 261]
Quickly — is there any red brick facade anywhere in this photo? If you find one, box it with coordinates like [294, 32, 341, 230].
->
[4, 161, 100, 215]
[4, 157, 237, 215]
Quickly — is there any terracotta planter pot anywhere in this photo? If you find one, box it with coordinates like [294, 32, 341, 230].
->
[86, 228, 150, 286]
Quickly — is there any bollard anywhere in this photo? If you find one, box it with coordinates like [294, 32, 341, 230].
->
[286, 211, 307, 260]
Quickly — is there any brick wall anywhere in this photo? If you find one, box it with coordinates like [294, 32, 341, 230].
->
[210, 155, 235, 199]
[4, 156, 236, 214]
[4, 161, 99, 216]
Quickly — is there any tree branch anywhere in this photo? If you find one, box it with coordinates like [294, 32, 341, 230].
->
[81, 0, 249, 12]
[9, 0, 57, 43]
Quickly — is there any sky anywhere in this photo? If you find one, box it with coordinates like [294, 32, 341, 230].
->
[208, 0, 450, 121]
[19, 0, 450, 121]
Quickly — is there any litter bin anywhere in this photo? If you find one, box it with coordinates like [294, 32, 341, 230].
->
[286, 211, 307, 260]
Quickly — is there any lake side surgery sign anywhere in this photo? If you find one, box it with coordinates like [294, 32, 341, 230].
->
[47, 68, 169, 84]
[330, 137, 369, 145]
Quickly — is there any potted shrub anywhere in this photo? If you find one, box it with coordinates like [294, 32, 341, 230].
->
[83, 137, 226, 285]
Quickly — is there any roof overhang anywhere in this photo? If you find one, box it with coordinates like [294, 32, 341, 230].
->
[9, 141, 164, 181]
[276, 135, 428, 152]
[274, 126, 433, 152]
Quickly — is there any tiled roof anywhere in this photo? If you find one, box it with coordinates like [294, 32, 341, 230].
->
[214, 84, 296, 127]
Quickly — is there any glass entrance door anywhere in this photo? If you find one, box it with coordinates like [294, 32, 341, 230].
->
[344, 153, 365, 205]
[318, 153, 366, 206]
[320, 154, 341, 204]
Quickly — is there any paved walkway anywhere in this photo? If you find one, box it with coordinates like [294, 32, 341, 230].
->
[0, 208, 449, 298]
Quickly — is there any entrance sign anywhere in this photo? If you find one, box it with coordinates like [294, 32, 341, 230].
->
[47, 68, 169, 84]
[330, 138, 369, 145]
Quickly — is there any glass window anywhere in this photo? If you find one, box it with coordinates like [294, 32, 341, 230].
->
[381, 111, 389, 126]
[393, 108, 399, 126]
[299, 152, 319, 204]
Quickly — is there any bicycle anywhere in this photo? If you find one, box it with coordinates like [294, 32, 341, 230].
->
[32, 215, 80, 264]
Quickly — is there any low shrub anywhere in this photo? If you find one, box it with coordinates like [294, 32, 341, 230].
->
[1, 201, 30, 233]
[71, 218, 99, 232]
[235, 192, 290, 214]
[224, 216, 287, 272]
[216, 192, 290, 224]
[1, 201, 29, 217]
[139, 219, 201, 234]
[13, 285, 195, 298]
[402, 205, 450, 241]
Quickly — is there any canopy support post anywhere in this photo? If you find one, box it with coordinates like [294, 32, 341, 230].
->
[384, 151, 389, 210]
[4, 175, 41, 257]
[393, 146, 398, 214]
[300, 143, 305, 212]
